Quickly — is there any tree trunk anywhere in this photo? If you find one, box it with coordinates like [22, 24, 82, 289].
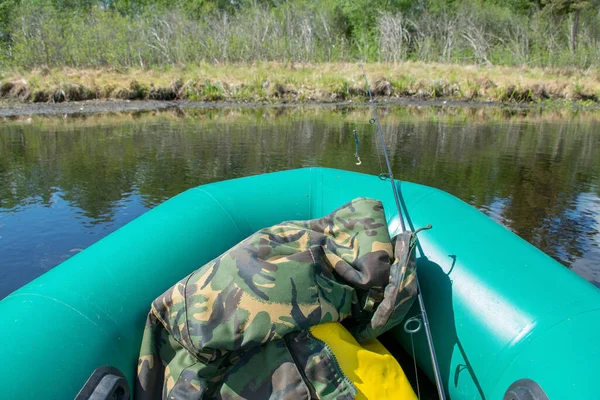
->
[570, 8, 580, 54]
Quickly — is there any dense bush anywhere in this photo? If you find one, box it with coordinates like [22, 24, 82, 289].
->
[0, 0, 599, 68]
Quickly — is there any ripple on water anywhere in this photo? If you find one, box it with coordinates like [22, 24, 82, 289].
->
[1, 108, 599, 297]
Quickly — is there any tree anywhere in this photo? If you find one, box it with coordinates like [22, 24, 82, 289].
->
[0, 0, 20, 42]
[541, 0, 595, 52]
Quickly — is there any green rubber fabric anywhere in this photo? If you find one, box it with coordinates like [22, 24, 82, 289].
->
[1, 168, 599, 399]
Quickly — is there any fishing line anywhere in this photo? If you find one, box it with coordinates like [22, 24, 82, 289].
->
[360, 64, 446, 400]
[353, 129, 362, 165]
[404, 316, 423, 400]
[369, 125, 385, 175]
[351, 128, 383, 173]
[411, 334, 421, 400]
[371, 121, 387, 178]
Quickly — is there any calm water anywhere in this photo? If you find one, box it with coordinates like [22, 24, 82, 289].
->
[1, 106, 599, 298]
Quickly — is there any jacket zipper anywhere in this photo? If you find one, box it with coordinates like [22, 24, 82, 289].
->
[284, 334, 318, 399]
[305, 330, 356, 392]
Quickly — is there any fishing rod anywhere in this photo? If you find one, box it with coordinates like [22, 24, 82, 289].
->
[360, 65, 446, 400]
[359, 68, 406, 233]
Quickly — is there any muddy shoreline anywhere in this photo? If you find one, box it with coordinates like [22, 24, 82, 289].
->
[0, 98, 539, 118]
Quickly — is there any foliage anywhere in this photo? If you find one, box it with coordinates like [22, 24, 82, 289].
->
[0, 0, 600, 69]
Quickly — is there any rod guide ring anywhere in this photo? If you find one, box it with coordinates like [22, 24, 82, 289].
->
[404, 316, 422, 334]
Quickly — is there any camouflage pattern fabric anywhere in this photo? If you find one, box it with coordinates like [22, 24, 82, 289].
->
[136, 198, 418, 400]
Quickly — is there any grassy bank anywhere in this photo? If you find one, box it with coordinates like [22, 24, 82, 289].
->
[2, 62, 600, 105]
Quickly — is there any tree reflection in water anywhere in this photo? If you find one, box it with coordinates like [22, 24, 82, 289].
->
[1, 105, 599, 297]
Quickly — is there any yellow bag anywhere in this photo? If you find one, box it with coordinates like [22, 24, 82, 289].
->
[310, 322, 417, 400]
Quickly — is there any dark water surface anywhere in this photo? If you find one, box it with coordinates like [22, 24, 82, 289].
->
[1, 106, 599, 298]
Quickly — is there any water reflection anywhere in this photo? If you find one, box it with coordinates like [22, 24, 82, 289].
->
[1, 106, 599, 297]
[571, 191, 600, 287]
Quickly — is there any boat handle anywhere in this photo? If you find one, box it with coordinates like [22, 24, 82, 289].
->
[75, 366, 130, 400]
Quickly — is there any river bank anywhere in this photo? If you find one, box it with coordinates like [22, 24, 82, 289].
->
[2, 97, 600, 122]
[1, 62, 600, 109]
[1, 97, 599, 119]
[0, 97, 524, 118]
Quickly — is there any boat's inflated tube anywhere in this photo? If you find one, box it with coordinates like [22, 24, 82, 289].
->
[1, 168, 599, 399]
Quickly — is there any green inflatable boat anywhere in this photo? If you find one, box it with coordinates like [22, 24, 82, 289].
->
[1, 168, 599, 399]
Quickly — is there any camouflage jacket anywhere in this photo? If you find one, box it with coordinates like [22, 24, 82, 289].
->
[135, 198, 418, 400]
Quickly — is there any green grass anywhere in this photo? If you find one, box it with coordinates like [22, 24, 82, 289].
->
[2, 62, 600, 105]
